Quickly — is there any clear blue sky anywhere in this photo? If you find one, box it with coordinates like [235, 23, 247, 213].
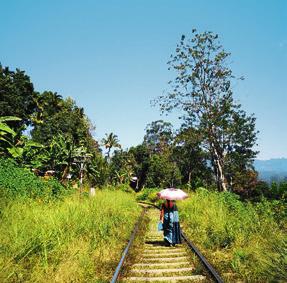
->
[1, 0, 286, 160]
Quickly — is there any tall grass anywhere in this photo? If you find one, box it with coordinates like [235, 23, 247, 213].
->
[179, 188, 287, 282]
[0, 190, 140, 282]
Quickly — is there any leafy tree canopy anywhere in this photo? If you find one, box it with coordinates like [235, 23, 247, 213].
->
[156, 30, 258, 191]
[31, 94, 93, 147]
[0, 65, 38, 131]
[144, 120, 174, 154]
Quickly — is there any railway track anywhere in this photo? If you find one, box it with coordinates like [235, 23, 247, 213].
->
[111, 206, 223, 283]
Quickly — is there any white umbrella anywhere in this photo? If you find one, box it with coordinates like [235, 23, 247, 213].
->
[157, 188, 188, 201]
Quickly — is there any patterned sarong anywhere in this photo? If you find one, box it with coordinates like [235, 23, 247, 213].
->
[162, 204, 182, 245]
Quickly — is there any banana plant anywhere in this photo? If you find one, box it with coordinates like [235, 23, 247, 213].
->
[0, 116, 21, 144]
[46, 134, 92, 182]
[0, 116, 21, 157]
[0, 116, 45, 167]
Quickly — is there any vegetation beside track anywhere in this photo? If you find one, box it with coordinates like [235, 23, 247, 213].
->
[0, 188, 140, 282]
[179, 189, 287, 282]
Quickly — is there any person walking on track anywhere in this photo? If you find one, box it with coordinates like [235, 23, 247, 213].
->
[158, 187, 188, 246]
[160, 199, 181, 246]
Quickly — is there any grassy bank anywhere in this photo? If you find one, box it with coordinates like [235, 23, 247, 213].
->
[0, 190, 140, 282]
[179, 188, 287, 282]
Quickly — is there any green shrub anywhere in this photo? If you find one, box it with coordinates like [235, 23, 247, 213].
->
[115, 183, 135, 193]
[136, 187, 161, 205]
[0, 190, 140, 282]
[0, 158, 68, 203]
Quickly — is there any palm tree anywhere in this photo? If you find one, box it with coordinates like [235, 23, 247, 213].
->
[102, 133, 121, 160]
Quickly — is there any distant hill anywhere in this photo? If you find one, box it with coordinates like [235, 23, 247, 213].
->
[254, 158, 287, 182]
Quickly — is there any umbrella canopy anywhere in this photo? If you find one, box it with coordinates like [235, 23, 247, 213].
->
[157, 188, 188, 201]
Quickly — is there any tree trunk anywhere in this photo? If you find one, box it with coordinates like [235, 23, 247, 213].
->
[188, 171, 192, 188]
[107, 147, 111, 160]
[215, 157, 227, 192]
[210, 141, 227, 192]
[61, 164, 70, 184]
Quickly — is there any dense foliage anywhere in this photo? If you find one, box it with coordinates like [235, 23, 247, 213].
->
[0, 65, 37, 131]
[0, 158, 67, 205]
[31, 93, 93, 147]
[0, 65, 105, 185]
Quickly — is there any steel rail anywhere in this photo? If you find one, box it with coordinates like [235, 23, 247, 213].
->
[111, 203, 224, 283]
[110, 207, 146, 283]
[181, 231, 224, 283]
